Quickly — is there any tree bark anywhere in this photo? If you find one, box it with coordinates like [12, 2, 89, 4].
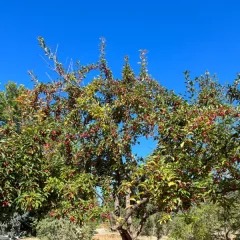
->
[126, 188, 134, 236]
[225, 229, 231, 240]
[114, 193, 120, 217]
[111, 198, 149, 240]
[119, 228, 133, 240]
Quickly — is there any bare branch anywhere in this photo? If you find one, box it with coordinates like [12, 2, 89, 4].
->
[28, 70, 38, 84]
[67, 58, 73, 74]
[91, 186, 108, 207]
[133, 211, 148, 239]
[40, 55, 55, 71]
[45, 72, 54, 82]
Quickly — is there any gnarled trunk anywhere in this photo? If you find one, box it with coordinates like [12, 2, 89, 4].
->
[126, 188, 134, 236]
[119, 228, 133, 240]
[110, 197, 150, 240]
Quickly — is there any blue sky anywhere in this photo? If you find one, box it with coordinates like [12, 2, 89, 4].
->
[1, 0, 240, 157]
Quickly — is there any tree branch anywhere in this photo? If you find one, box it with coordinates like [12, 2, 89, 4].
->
[133, 211, 148, 239]
[112, 197, 149, 231]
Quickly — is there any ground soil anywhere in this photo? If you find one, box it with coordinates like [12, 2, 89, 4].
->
[92, 228, 162, 240]
[23, 227, 169, 240]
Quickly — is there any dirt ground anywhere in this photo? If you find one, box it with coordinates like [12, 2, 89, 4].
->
[24, 236, 164, 240]
[24, 236, 162, 240]
[23, 228, 169, 240]
[92, 228, 159, 240]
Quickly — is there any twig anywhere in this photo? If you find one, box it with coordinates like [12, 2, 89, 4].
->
[45, 72, 54, 82]
[67, 58, 73, 74]
[40, 55, 55, 71]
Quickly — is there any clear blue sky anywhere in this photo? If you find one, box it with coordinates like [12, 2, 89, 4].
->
[1, 0, 240, 157]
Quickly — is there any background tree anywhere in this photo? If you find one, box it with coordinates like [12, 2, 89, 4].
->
[166, 192, 240, 240]
[0, 81, 25, 135]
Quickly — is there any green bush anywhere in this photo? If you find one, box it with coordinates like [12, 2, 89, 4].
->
[166, 193, 240, 240]
[167, 201, 232, 240]
[134, 195, 240, 240]
[140, 213, 168, 239]
[0, 212, 36, 239]
[36, 217, 96, 240]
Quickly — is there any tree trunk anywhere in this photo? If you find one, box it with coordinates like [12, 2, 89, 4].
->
[111, 195, 149, 240]
[114, 193, 120, 217]
[225, 229, 231, 240]
[126, 188, 134, 236]
[119, 228, 133, 240]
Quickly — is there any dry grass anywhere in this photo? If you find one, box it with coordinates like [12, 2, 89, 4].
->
[22, 228, 168, 240]
[92, 233, 122, 240]
[23, 235, 163, 240]
[23, 237, 158, 240]
[23, 236, 166, 240]
[93, 228, 164, 240]
[23, 238, 39, 240]
[93, 235, 159, 240]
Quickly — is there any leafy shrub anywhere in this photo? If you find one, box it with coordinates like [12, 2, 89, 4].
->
[138, 197, 240, 240]
[166, 193, 240, 240]
[139, 213, 168, 239]
[0, 212, 35, 239]
[0, 219, 8, 235]
[167, 202, 225, 240]
[36, 216, 96, 240]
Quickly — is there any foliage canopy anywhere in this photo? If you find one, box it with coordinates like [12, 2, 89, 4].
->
[0, 37, 239, 240]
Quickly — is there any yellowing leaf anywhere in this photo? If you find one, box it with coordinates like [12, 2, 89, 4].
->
[168, 182, 176, 187]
